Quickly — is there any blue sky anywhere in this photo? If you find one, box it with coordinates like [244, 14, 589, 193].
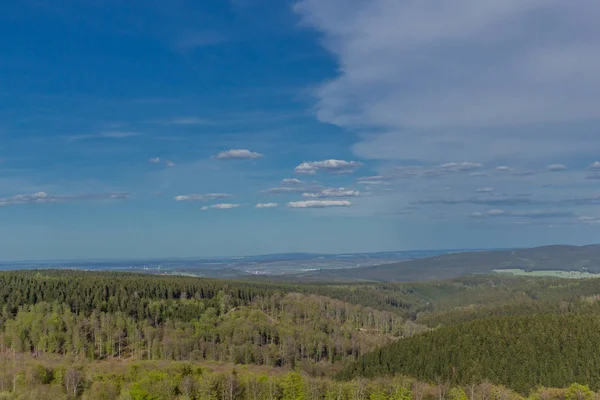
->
[1, 0, 600, 260]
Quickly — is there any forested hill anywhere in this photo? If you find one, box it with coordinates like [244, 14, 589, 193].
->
[301, 244, 600, 282]
[340, 314, 600, 393]
[0, 270, 425, 370]
[3, 270, 600, 397]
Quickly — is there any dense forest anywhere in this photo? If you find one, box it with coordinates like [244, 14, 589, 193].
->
[3, 270, 600, 398]
[341, 314, 600, 393]
[0, 271, 423, 369]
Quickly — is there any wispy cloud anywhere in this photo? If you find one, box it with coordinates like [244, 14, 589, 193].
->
[295, 0, 600, 164]
[287, 200, 352, 208]
[302, 188, 359, 198]
[256, 202, 279, 208]
[417, 195, 535, 206]
[214, 149, 264, 160]
[357, 179, 389, 186]
[174, 193, 230, 202]
[69, 131, 142, 141]
[294, 159, 362, 175]
[589, 161, 600, 170]
[201, 203, 241, 210]
[366, 163, 484, 182]
[471, 209, 574, 219]
[547, 164, 567, 171]
[149, 157, 175, 167]
[281, 178, 303, 185]
[260, 187, 309, 195]
[577, 216, 600, 225]
[0, 191, 129, 206]
[439, 162, 482, 172]
[155, 117, 212, 125]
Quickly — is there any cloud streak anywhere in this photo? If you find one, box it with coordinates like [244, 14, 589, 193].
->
[0, 192, 129, 206]
[472, 209, 573, 219]
[174, 193, 230, 202]
[295, 159, 362, 175]
[69, 131, 141, 140]
[287, 200, 352, 208]
[214, 149, 264, 160]
[256, 202, 279, 208]
[302, 188, 359, 198]
[201, 203, 241, 210]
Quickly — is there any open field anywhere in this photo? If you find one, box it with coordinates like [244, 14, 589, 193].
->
[494, 268, 600, 279]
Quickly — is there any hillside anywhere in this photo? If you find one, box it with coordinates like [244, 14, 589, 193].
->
[4, 270, 600, 398]
[0, 270, 428, 371]
[340, 314, 600, 393]
[301, 244, 600, 282]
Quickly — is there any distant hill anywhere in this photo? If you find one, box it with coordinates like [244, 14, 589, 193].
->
[300, 244, 600, 282]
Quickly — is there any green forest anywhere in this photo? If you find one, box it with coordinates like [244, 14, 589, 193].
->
[2, 270, 600, 398]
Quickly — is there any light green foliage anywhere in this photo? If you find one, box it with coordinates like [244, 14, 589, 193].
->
[448, 387, 468, 400]
[128, 371, 176, 400]
[566, 384, 594, 400]
[282, 372, 305, 400]
[391, 385, 413, 400]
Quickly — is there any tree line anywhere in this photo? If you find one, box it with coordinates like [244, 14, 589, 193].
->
[0, 355, 594, 400]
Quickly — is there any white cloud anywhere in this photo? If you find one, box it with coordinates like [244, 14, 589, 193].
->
[261, 187, 310, 195]
[214, 149, 263, 160]
[69, 131, 141, 140]
[0, 192, 129, 206]
[287, 200, 352, 208]
[577, 216, 600, 225]
[439, 162, 482, 172]
[589, 161, 600, 170]
[476, 187, 494, 193]
[256, 202, 279, 208]
[294, 159, 362, 175]
[260, 184, 322, 195]
[546, 164, 567, 171]
[281, 178, 303, 185]
[201, 203, 241, 210]
[294, 0, 600, 163]
[302, 188, 360, 198]
[174, 193, 230, 202]
[472, 209, 573, 219]
[166, 161, 176, 167]
[487, 209, 505, 216]
[357, 179, 388, 185]
[495, 166, 513, 172]
[149, 157, 161, 164]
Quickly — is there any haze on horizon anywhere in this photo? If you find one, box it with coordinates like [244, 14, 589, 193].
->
[1, 1, 600, 260]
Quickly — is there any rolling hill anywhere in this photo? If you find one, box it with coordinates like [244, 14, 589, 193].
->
[301, 244, 600, 282]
